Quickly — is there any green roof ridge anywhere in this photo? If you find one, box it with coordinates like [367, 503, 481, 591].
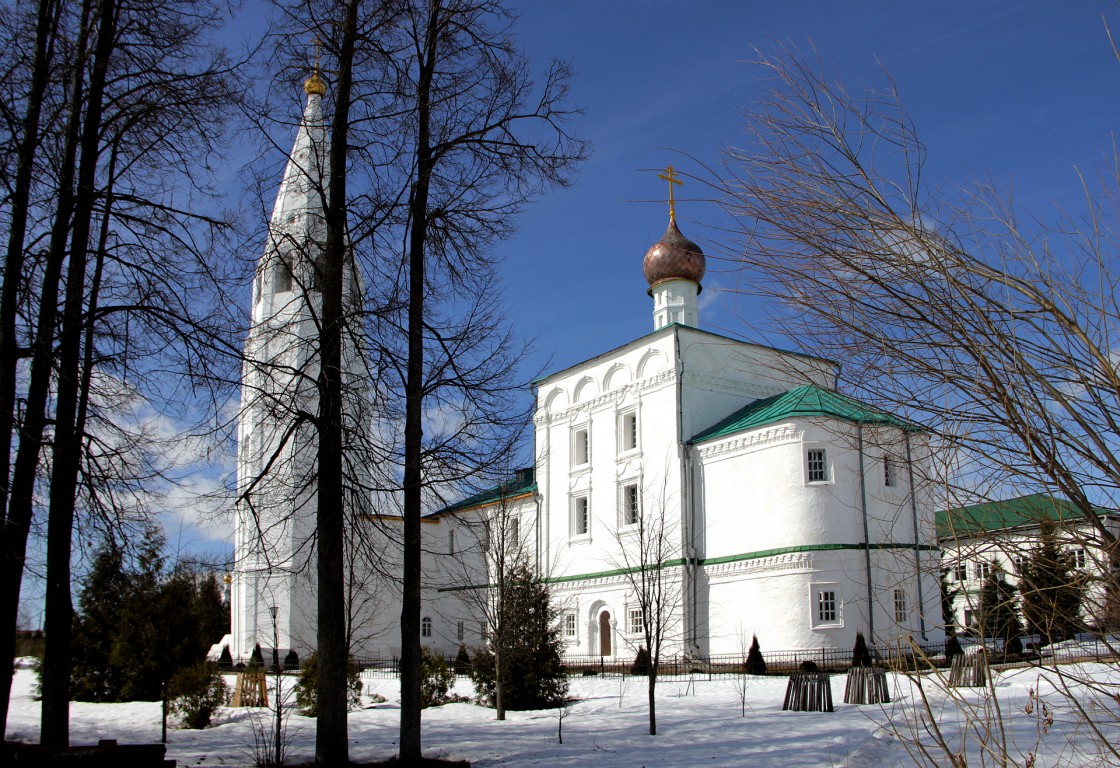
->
[690, 384, 914, 444]
[430, 468, 537, 517]
[936, 493, 1116, 538]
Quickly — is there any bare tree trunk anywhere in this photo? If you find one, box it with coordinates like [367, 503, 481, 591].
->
[399, 1, 440, 759]
[40, 0, 118, 746]
[0, 0, 69, 738]
[315, 0, 360, 764]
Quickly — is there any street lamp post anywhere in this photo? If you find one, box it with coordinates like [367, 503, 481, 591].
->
[270, 605, 281, 767]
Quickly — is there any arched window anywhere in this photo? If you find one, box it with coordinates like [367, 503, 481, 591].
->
[421, 616, 432, 638]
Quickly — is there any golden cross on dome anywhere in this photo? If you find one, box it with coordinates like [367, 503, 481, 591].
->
[312, 36, 322, 71]
[658, 164, 684, 223]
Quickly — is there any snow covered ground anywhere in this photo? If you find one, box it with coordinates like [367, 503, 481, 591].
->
[6, 661, 1120, 767]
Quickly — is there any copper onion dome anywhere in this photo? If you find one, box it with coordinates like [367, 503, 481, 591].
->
[643, 219, 706, 290]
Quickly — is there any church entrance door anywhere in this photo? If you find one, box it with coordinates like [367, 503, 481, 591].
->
[599, 611, 612, 656]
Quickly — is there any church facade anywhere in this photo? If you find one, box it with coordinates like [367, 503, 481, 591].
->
[223, 80, 944, 663]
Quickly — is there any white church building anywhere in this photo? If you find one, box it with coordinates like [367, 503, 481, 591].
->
[223, 77, 944, 663]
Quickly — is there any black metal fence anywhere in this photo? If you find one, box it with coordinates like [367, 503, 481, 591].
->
[224, 635, 1117, 681]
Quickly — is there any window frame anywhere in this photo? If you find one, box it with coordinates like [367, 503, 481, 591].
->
[811, 585, 842, 628]
[571, 494, 590, 538]
[620, 481, 640, 527]
[628, 608, 644, 636]
[564, 612, 577, 640]
[456, 621, 465, 642]
[572, 426, 590, 467]
[273, 255, 293, 293]
[893, 588, 908, 623]
[883, 455, 898, 488]
[421, 616, 432, 638]
[806, 447, 829, 483]
[619, 409, 639, 454]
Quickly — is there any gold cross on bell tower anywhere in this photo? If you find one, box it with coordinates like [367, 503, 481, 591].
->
[658, 164, 684, 224]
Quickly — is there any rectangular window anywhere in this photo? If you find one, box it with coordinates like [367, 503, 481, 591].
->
[457, 621, 465, 642]
[883, 456, 898, 487]
[963, 608, 974, 628]
[622, 482, 640, 526]
[509, 516, 520, 545]
[1012, 555, 1027, 573]
[1072, 548, 1086, 569]
[572, 495, 589, 537]
[273, 257, 293, 293]
[817, 590, 837, 623]
[448, 529, 455, 555]
[421, 616, 432, 638]
[628, 608, 644, 635]
[481, 623, 488, 643]
[573, 427, 590, 466]
[894, 589, 908, 623]
[954, 563, 967, 582]
[807, 448, 828, 483]
[620, 411, 638, 453]
[975, 561, 991, 581]
[564, 613, 577, 639]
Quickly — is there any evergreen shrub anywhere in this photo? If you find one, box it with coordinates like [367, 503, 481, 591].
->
[630, 646, 650, 676]
[168, 662, 227, 729]
[420, 647, 456, 707]
[745, 635, 767, 675]
[294, 652, 363, 716]
[851, 631, 872, 668]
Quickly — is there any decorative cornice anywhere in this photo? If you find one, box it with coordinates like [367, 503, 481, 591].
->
[696, 423, 800, 459]
[535, 368, 676, 425]
[706, 552, 815, 579]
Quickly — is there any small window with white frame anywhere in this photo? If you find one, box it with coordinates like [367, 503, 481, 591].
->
[894, 589, 908, 623]
[564, 612, 577, 640]
[571, 494, 589, 538]
[621, 482, 640, 527]
[1071, 548, 1086, 569]
[813, 587, 840, 626]
[806, 448, 829, 483]
[421, 616, 432, 638]
[628, 608, 644, 635]
[572, 427, 590, 467]
[619, 410, 638, 453]
[954, 562, 967, 582]
[883, 456, 898, 487]
[457, 621, 464, 641]
[448, 529, 455, 555]
[975, 561, 991, 581]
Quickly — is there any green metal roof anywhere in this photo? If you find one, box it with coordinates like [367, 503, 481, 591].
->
[690, 385, 915, 443]
[936, 493, 1116, 538]
[430, 468, 537, 517]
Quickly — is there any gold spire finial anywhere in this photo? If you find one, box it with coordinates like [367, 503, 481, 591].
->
[304, 37, 326, 96]
[658, 165, 684, 224]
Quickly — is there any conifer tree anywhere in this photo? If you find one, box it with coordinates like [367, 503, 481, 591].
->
[978, 563, 1023, 646]
[1019, 521, 1085, 643]
[470, 563, 567, 711]
[745, 635, 767, 675]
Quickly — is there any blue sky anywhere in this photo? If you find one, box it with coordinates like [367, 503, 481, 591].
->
[496, 1, 1120, 377]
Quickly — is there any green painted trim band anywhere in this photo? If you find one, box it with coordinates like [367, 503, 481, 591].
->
[438, 542, 940, 592]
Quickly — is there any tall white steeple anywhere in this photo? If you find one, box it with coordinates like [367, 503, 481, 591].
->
[230, 71, 337, 660]
[643, 165, 706, 330]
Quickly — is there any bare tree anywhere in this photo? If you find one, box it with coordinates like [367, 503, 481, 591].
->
[608, 475, 682, 736]
[0, 0, 242, 743]
[709, 41, 1120, 765]
[444, 472, 535, 720]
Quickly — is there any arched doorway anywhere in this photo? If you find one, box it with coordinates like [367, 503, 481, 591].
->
[598, 611, 612, 656]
